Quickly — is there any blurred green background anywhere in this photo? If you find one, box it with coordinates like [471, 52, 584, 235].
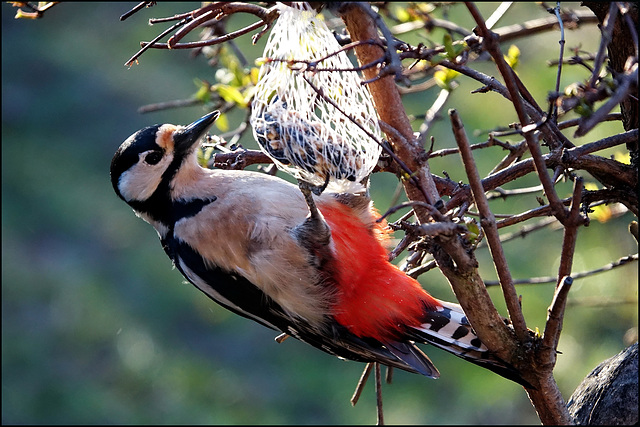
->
[2, 2, 637, 424]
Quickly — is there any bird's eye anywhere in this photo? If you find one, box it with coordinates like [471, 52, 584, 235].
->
[144, 151, 163, 165]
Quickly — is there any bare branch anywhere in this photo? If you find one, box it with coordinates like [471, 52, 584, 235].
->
[375, 363, 384, 425]
[127, 2, 278, 64]
[493, 9, 598, 42]
[417, 88, 451, 146]
[551, 3, 566, 124]
[542, 276, 574, 363]
[484, 2, 514, 30]
[350, 363, 373, 406]
[145, 19, 271, 50]
[125, 17, 189, 67]
[446, 128, 638, 214]
[120, 1, 155, 21]
[450, 109, 528, 340]
[589, 3, 618, 88]
[468, 3, 570, 224]
[485, 253, 639, 286]
[575, 62, 638, 137]
[209, 149, 273, 170]
[558, 178, 587, 281]
[496, 198, 571, 229]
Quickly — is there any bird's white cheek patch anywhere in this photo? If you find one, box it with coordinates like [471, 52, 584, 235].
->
[118, 152, 174, 202]
[118, 167, 162, 202]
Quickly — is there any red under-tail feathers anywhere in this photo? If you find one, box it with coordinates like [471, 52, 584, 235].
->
[317, 197, 531, 387]
[319, 198, 439, 340]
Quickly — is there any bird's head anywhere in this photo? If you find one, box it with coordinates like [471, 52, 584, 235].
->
[110, 111, 220, 205]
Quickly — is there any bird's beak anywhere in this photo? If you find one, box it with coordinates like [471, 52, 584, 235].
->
[173, 110, 220, 152]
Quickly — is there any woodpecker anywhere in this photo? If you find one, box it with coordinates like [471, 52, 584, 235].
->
[111, 111, 528, 386]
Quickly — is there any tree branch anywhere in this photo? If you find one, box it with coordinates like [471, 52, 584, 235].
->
[340, 2, 519, 364]
[450, 109, 529, 341]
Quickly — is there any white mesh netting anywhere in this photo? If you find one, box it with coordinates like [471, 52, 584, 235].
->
[250, 2, 382, 190]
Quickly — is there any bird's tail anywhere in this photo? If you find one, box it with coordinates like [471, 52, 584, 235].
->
[405, 299, 533, 388]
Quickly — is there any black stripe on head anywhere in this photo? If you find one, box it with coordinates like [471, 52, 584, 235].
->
[137, 141, 212, 225]
[112, 122, 210, 225]
[110, 124, 162, 200]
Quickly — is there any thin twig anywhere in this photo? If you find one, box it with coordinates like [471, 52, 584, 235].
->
[387, 233, 416, 263]
[433, 58, 572, 151]
[562, 178, 586, 270]
[125, 17, 190, 67]
[485, 2, 514, 30]
[149, 12, 192, 24]
[541, 276, 574, 362]
[120, 1, 155, 21]
[351, 363, 373, 406]
[385, 366, 394, 384]
[450, 109, 528, 341]
[375, 363, 384, 425]
[406, 259, 439, 279]
[445, 128, 638, 212]
[429, 135, 517, 160]
[210, 149, 273, 170]
[551, 2, 565, 124]
[495, 197, 571, 229]
[487, 184, 545, 199]
[491, 217, 559, 245]
[417, 88, 451, 146]
[576, 63, 638, 137]
[390, 16, 471, 37]
[137, 98, 203, 113]
[167, 9, 218, 48]
[485, 253, 639, 286]
[547, 53, 597, 67]
[493, 9, 598, 43]
[589, 3, 618, 88]
[283, 39, 384, 72]
[377, 200, 442, 223]
[143, 19, 269, 50]
[557, 113, 621, 130]
[132, 2, 278, 57]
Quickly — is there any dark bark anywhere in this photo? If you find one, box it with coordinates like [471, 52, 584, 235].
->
[582, 2, 639, 168]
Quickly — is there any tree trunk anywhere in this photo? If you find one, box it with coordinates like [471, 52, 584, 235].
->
[583, 2, 639, 168]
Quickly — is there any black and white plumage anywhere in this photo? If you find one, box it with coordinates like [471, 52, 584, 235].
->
[110, 111, 531, 388]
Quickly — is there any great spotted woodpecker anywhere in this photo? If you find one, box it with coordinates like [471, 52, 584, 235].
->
[110, 111, 527, 386]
